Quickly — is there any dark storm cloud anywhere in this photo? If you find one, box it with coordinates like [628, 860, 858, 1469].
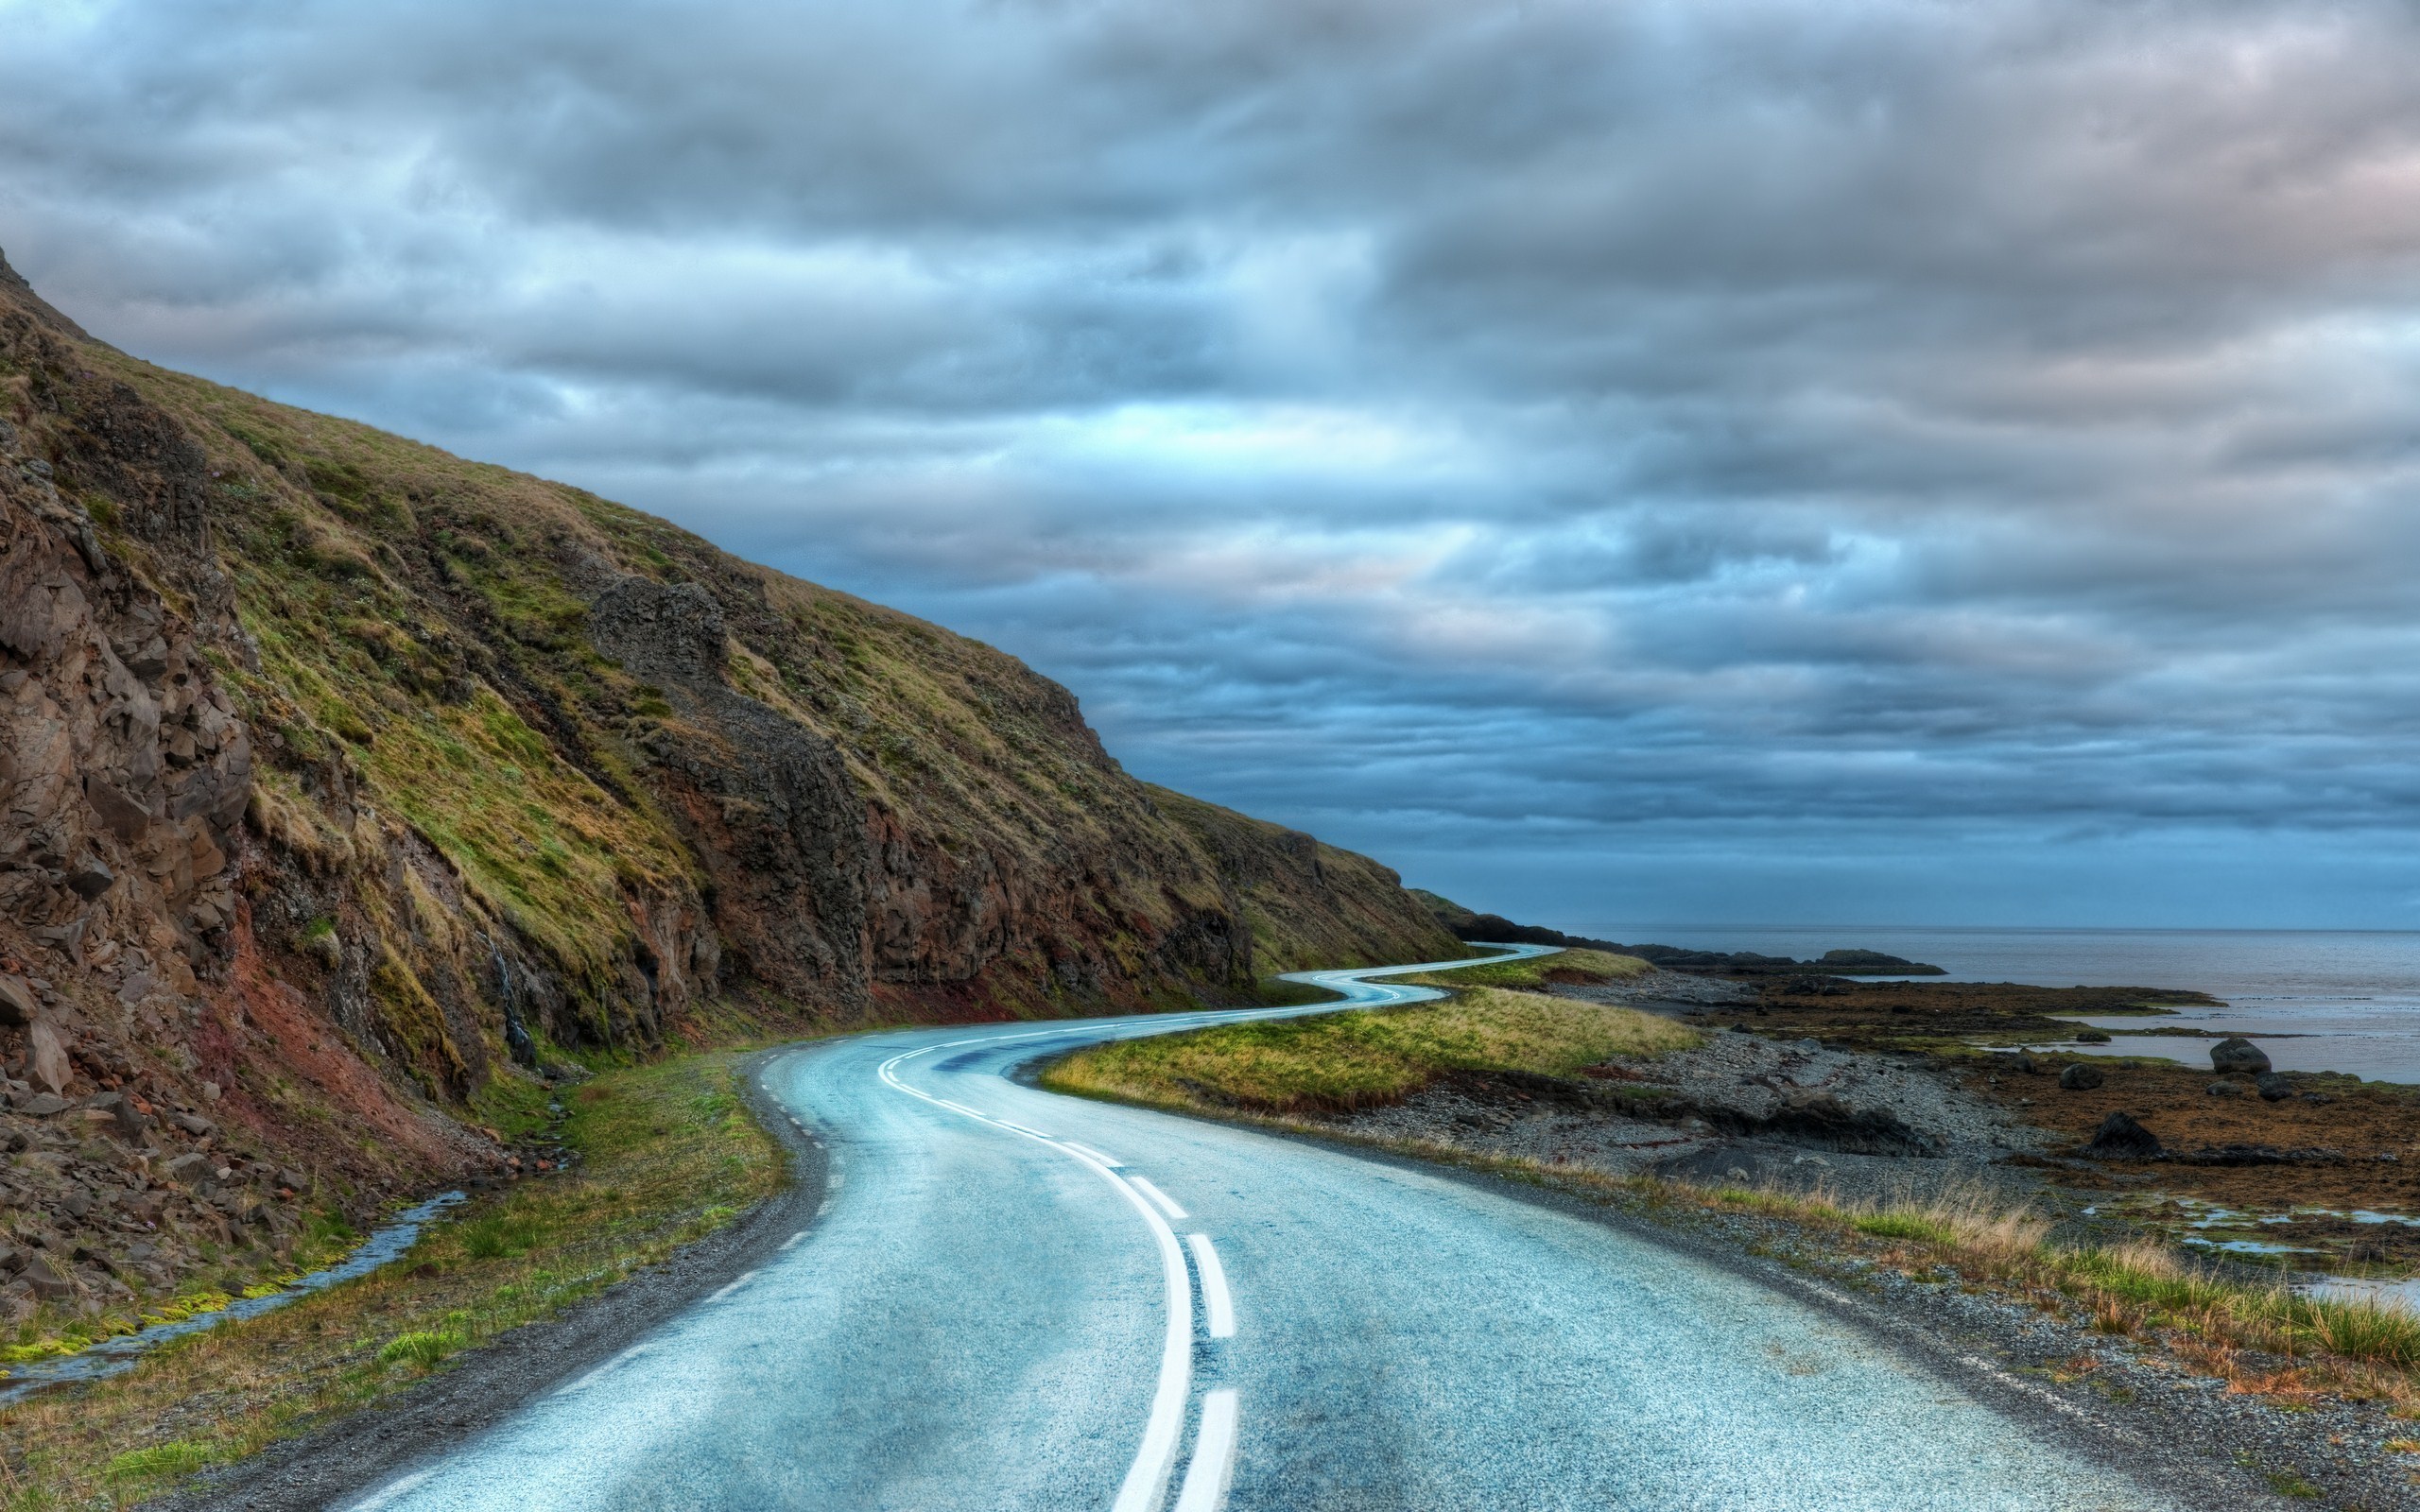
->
[9, 0, 2420, 923]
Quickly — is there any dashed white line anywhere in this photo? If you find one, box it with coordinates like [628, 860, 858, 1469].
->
[1129, 1176, 1187, 1221]
[781, 1228, 808, 1249]
[556, 1342, 653, 1398]
[1172, 1389, 1239, 1512]
[708, 1269, 759, 1303]
[1186, 1234, 1234, 1339]
[345, 1469, 431, 1511]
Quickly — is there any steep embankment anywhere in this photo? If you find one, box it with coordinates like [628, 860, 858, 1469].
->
[0, 249, 1455, 1323]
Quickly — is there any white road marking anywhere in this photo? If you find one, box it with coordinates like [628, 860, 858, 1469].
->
[1062, 1140, 1121, 1168]
[1130, 1175, 1187, 1221]
[781, 1229, 808, 1249]
[1186, 1234, 1234, 1339]
[830, 1172, 845, 1189]
[345, 1469, 432, 1511]
[708, 1269, 759, 1303]
[876, 1046, 1196, 1512]
[556, 1343, 654, 1398]
[1172, 1389, 1239, 1512]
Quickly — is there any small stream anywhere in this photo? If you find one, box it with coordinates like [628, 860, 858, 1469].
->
[0, 1189, 466, 1404]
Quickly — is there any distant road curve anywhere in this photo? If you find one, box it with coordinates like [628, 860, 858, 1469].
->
[352, 947, 2189, 1512]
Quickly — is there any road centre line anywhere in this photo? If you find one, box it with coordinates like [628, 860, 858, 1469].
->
[1171, 1389, 1239, 1512]
[1185, 1235, 1234, 1339]
[877, 1045, 1196, 1512]
[1129, 1176, 1187, 1221]
[1062, 1140, 1121, 1167]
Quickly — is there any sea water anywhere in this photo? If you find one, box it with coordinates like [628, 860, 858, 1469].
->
[1585, 926, 2420, 1085]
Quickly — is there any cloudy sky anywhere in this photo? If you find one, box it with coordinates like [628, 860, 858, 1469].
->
[9, 0, 2420, 932]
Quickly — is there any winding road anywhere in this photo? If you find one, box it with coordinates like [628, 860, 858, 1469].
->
[353, 948, 2182, 1511]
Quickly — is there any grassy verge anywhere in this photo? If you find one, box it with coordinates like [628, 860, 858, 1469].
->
[1402, 947, 1653, 991]
[1640, 1176, 2420, 1408]
[0, 1051, 783, 1509]
[1042, 985, 1699, 1114]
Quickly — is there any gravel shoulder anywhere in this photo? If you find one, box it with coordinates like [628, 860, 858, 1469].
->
[144, 1049, 825, 1512]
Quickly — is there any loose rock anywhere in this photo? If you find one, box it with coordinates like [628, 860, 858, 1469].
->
[2059, 1062, 2104, 1091]
[2210, 1037, 2272, 1075]
[2255, 1072, 2294, 1103]
[2083, 1111, 2162, 1159]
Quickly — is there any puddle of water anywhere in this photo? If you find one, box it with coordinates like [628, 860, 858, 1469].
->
[0, 1190, 466, 1403]
[2303, 1275, 2420, 1312]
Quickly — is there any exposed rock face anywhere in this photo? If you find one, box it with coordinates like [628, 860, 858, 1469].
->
[0, 247, 1460, 1312]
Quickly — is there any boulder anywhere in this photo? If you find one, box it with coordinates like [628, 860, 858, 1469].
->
[2059, 1062, 2104, 1091]
[19, 1253, 75, 1300]
[26, 1017, 71, 1095]
[2074, 1028, 2112, 1044]
[2210, 1038, 2271, 1075]
[63, 855, 114, 901]
[2084, 1111, 2163, 1160]
[0, 973, 33, 1027]
[2256, 1072, 2294, 1103]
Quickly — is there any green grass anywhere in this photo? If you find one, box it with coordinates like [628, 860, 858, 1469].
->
[1403, 947, 1654, 991]
[1043, 986, 1699, 1114]
[0, 1052, 784, 1509]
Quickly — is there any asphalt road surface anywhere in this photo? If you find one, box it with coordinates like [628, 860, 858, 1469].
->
[353, 948, 2181, 1512]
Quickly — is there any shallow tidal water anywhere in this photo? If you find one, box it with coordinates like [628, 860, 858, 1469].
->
[1592, 925, 2420, 1086]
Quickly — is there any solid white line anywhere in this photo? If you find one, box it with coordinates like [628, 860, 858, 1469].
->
[1186, 1234, 1234, 1339]
[346, 1469, 432, 1511]
[1061, 1140, 1121, 1168]
[1171, 1389, 1239, 1512]
[1130, 1176, 1187, 1222]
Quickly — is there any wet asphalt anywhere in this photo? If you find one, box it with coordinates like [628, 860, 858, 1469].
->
[351, 950, 2187, 1512]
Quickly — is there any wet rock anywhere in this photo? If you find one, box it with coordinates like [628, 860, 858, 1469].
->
[2210, 1037, 2272, 1075]
[2256, 1072, 2294, 1102]
[2059, 1062, 2104, 1091]
[2083, 1111, 2162, 1160]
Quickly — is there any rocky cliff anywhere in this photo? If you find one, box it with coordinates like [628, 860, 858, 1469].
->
[0, 250, 1455, 1322]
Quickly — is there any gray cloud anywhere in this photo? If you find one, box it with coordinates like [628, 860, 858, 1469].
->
[10, 0, 2420, 925]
